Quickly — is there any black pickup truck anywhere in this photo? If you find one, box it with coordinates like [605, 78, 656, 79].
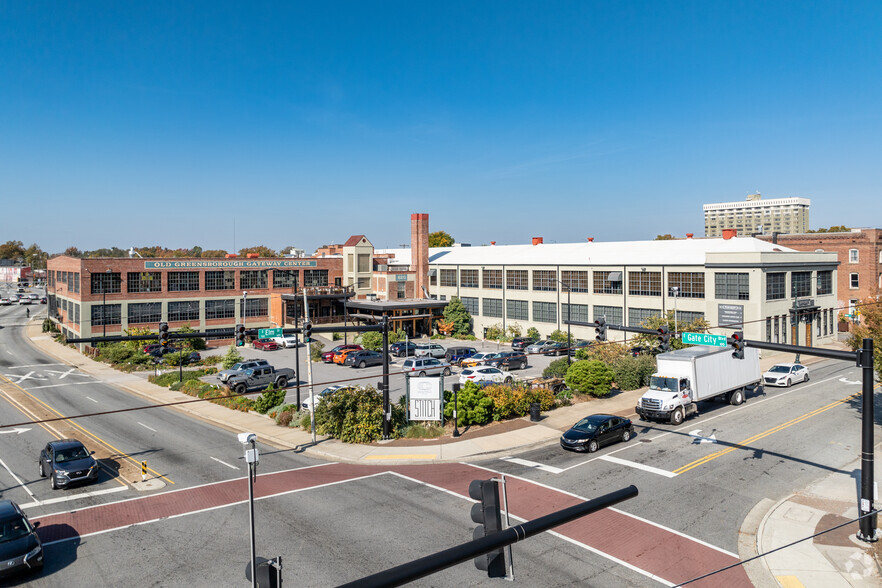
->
[226, 365, 294, 394]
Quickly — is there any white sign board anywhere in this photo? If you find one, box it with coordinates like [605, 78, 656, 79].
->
[409, 377, 442, 422]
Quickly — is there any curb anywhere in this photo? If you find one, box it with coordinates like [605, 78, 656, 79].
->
[740, 496, 787, 588]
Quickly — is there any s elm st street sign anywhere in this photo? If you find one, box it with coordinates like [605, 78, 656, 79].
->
[681, 332, 728, 347]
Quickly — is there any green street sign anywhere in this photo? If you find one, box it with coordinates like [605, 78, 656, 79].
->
[681, 332, 728, 347]
[258, 327, 283, 339]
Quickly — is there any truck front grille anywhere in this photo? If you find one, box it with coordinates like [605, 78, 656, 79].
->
[642, 398, 662, 410]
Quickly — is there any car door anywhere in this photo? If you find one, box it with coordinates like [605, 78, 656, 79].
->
[597, 418, 617, 447]
[40, 444, 52, 475]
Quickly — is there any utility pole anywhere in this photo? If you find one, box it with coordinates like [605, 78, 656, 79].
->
[303, 290, 316, 445]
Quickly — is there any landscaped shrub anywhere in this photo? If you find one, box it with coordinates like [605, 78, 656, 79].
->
[527, 327, 540, 340]
[278, 411, 294, 427]
[524, 387, 556, 411]
[610, 354, 657, 390]
[442, 382, 493, 426]
[549, 329, 569, 343]
[543, 357, 571, 378]
[253, 384, 287, 414]
[309, 340, 324, 362]
[149, 369, 212, 388]
[484, 324, 505, 341]
[361, 331, 382, 351]
[565, 360, 616, 397]
[312, 385, 406, 443]
[221, 346, 244, 369]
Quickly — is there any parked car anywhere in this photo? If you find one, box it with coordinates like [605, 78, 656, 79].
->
[560, 414, 634, 453]
[459, 366, 514, 385]
[461, 352, 502, 368]
[486, 351, 528, 370]
[511, 336, 537, 351]
[40, 296, 47, 304]
[322, 344, 362, 363]
[414, 343, 446, 359]
[445, 346, 477, 365]
[525, 340, 556, 354]
[334, 347, 364, 365]
[0, 499, 43, 578]
[568, 340, 591, 356]
[344, 349, 385, 368]
[543, 342, 570, 356]
[149, 346, 181, 358]
[389, 341, 417, 358]
[143, 343, 162, 354]
[762, 363, 809, 387]
[401, 357, 452, 377]
[217, 359, 270, 383]
[39, 439, 100, 489]
[271, 334, 300, 348]
[253, 338, 279, 351]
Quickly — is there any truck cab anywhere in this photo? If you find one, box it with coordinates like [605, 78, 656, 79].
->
[638, 375, 696, 423]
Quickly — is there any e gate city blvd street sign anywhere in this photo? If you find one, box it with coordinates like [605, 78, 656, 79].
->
[258, 327, 283, 339]
[681, 332, 727, 347]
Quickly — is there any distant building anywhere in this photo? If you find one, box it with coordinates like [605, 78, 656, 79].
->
[704, 193, 810, 237]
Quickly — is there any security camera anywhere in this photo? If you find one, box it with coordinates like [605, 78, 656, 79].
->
[238, 432, 257, 444]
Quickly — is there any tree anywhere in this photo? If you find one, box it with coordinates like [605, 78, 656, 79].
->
[222, 346, 244, 369]
[63, 246, 83, 258]
[629, 310, 712, 352]
[238, 245, 278, 257]
[565, 360, 616, 397]
[361, 331, 383, 351]
[23, 244, 47, 268]
[527, 327, 540, 340]
[0, 240, 25, 260]
[202, 249, 229, 258]
[549, 329, 569, 343]
[428, 231, 454, 248]
[808, 225, 851, 233]
[655, 234, 675, 240]
[175, 323, 207, 351]
[846, 295, 882, 381]
[442, 297, 472, 336]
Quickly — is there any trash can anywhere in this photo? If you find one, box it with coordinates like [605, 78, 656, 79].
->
[529, 402, 541, 422]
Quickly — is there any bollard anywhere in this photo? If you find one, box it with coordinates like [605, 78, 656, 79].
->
[141, 461, 147, 482]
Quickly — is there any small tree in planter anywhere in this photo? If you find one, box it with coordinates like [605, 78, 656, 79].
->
[527, 327, 540, 340]
[221, 346, 244, 369]
[565, 360, 616, 397]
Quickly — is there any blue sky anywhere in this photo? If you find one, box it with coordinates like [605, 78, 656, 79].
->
[2, 1, 880, 254]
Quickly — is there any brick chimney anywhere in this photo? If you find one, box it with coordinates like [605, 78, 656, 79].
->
[411, 213, 429, 297]
[587, 237, 594, 242]
[686, 233, 693, 239]
[532, 237, 544, 246]
[722, 229, 737, 240]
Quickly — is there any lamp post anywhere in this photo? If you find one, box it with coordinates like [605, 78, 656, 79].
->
[557, 280, 572, 366]
[670, 286, 679, 338]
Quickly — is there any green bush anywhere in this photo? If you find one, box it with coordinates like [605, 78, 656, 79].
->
[332, 332, 342, 341]
[610, 354, 657, 390]
[361, 331, 382, 351]
[98, 343, 136, 365]
[549, 329, 569, 343]
[484, 323, 505, 341]
[506, 324, 522, 338]
[253, 384, 287, 414]
[443, 382, 493, 426]
[221, 346, 244, 369]
[313, 385, 405, 443]
[455, 334, 478, 340]
[149, 369, 211, 388]
[527, 327, 541, 340]
[565, 360, 616, 397]
[309, 340, 324, 362]
[430, 334, 446, 339]
[300, 411, 312, 430]
[543, 357, 571, 378]
[555, 388, 574, 406]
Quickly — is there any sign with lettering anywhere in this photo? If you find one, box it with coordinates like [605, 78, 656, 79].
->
[408, 377, 442, 422]
[718, 304, 744, 328]
[144, 260, 317, 269]
[681, 332, 728, 347]
[795, 298, 815, 309]
[258, 328, 283, 339]
[395, 274, 409, 282]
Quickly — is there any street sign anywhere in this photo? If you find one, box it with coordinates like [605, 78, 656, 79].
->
[258, 327, 283, 339]
[681, 332, 727, 347]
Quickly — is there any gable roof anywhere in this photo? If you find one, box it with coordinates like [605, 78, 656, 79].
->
[343, 235, 370, 247]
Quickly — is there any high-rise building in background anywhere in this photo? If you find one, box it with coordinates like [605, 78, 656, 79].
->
[703, 193, 810, 237]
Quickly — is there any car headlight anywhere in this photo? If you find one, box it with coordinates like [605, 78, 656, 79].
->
[25, 545, 42, 562]
[55, 468, 69, 476]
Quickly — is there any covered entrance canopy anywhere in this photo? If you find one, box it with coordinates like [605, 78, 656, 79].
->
[346, 298, 448, 337]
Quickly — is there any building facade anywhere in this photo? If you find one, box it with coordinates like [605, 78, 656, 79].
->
[704, 193, 810, 237]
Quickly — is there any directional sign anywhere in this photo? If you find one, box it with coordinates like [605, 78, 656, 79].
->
[681, 332, 727, 347]
[258, 327, 283, 339]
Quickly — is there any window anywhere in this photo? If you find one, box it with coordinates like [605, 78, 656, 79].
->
[205, 299, 236, 320]
[593, 271, 622, 294]
[91, 272, 121, 294]
[128, 272, 162, 293]
[774, 316, 780, 343]
[816, 271, 833, 295]
[561, 303, 589, 323]
[823, 309, 828, 336]
[791, 272, 811, 297]
[676, 310, 705, 324]
[766, 273, 786, 300]
[714, 273, 749, 300]
[483, 298, 503, 318]
[849, 249, 859, 263]
[506, 270, 528, 290]
[668, 272, 704, 298]
[429, 272, 437, 286]
[533, 301, 556, 323]
[850, 273, 859, 289]
[628, 271, 661, 296]
[829, 309, 834, 335]
[440, 269, 457, 287]
[358, 277, 371, 289]
[628, 307, 660, 327]
[532, 270, 557, 291]
[561, 270, 589, 293]
[781, 315, 787, 343]
[460, 297, 479, 315]
[460, 269, 479, 288]
[240, 270, 268, 290]
[272, 270, 298, 289]
[357, 254, 370, 273]
[204, 328, 229, 341]
[304, 270, 328, 287]
[168, 272, 200, 292]
[128, 302, 161, 324]
[766, 317, 772, 342]
[91, 304, 122, 326]
[506, 299, 528, 321]
[482, 269, 502, 289]
[594, 305, 623, 325]
[73, 272, 80, 293]
[205, 271, 235, 291]
[244, 298, 268, 318]
[168, 301, 200, 321]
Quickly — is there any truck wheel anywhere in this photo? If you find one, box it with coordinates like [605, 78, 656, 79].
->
[670, 408, 684, 426]
[587, 439, 599, 453]
[277, 377, 288, 388]
[234, 384, 246, 395]
[730, 389, 744, 406]
[443, 367, 451, 376]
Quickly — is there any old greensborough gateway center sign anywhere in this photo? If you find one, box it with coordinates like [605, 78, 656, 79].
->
[144, 260, 318, 269]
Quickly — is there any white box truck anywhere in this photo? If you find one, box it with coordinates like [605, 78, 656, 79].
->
[636, 345, 761, 425]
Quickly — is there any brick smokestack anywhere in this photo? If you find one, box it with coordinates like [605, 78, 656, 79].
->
[411, 213, 429, 297]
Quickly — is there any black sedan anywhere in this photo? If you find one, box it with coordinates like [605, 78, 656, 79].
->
[344, 349, 385, 368]
[543, 342, 569, 356]
[39, 439, 100, 489]
[486, 351, 528, 370]
[560, 414, 634, 453]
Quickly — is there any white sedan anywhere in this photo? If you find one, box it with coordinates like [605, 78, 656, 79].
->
[272, 335, 301, 348]
[459, 366, 515, 386]
[762, 363, 809, 387]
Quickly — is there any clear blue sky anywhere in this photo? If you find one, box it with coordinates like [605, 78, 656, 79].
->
[2, 1, 880, 254]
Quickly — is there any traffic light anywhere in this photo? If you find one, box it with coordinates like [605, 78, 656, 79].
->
[235, 324, 245, 347]
[468, 478, 506, 578]
[159, 322, 169, 350]
[594, 317, 607, 342]
[731, 331, 745, 359]
[657, 325, 671, 352]
[303, 321, 312, 343]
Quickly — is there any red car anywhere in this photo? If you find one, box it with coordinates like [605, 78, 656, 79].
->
[253, 338, 279, 351]
[321, 344, 362, 363]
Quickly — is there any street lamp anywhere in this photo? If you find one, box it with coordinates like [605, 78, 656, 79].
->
[669, 286, 679, 338]
[557, 279, 572, 366]
[238, 432, 259, 588]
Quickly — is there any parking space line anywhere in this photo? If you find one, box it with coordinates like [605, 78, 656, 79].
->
[598, 455, 678, 478]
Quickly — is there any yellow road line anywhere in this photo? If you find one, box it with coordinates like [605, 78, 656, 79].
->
[775, 576, 806, 588]
[673, 390, 864, 476]
[364, 454, 438, 460]
[0, 374, 174, 485]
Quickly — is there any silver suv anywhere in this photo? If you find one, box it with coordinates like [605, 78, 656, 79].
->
[217, 359, 270, 383]
[414, 343, 446, 359]
[401, 357, 452, 377]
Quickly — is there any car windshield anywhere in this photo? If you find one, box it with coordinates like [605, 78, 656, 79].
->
[769, 365, 791, 373]
[649, 376, 679, 392]
[0, 516, 31, 543]
[573, 417, 605, 431]
[230, 363, 244, 370]
[56, 446, 89, 462]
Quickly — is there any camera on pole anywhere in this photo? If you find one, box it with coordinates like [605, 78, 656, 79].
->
[731, 331, 745, 359]
[594, 317, 607, 342]
[159, 322, 169, 350]
[468, 479, 506, 578]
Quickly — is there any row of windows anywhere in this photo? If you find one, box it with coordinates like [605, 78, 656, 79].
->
[48, 270, 80, 293]
[462, 298, 704, 326]
[80, 270, 327, 295]
[766, 271, 834, 300]
[765, 310, 835, 343]
[86, 298, 270, 326]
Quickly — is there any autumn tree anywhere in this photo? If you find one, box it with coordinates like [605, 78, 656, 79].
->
[846, 295, 882, 380]
[808, 225, 851, 233]
[63, 246, 83, 258]
[23, 244, 48, 268]
[202, 249, 229, 258]
[442, 297, 472, 336]
[655, 234, 675, 240]
[428, 231, 454, 248]
[0, 240, 25, 260]
[238, 245, 278, 257]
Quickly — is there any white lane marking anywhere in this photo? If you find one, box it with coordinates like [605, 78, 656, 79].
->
[688, 429, 717, 444]
[0, 389, 65, 438]
[598, 455, 678, 478]
[19, 485, 127, 510]
[839, 377, 861, 385]
[0, 456, 39, 502]
[502, 457, 564, 474]
[3, 363, 66, 369]
[210, 457, 240, 470]
[0, 427, 31, 435]
[25, 381, 94, 390]
[45, 368, 90, 379]
[6, 371, 46, 384]
[138, 422, 157, 433]
[85, 396, 99, 403]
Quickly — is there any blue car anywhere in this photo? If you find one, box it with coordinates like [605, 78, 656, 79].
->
[445, 346, 477, 366]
